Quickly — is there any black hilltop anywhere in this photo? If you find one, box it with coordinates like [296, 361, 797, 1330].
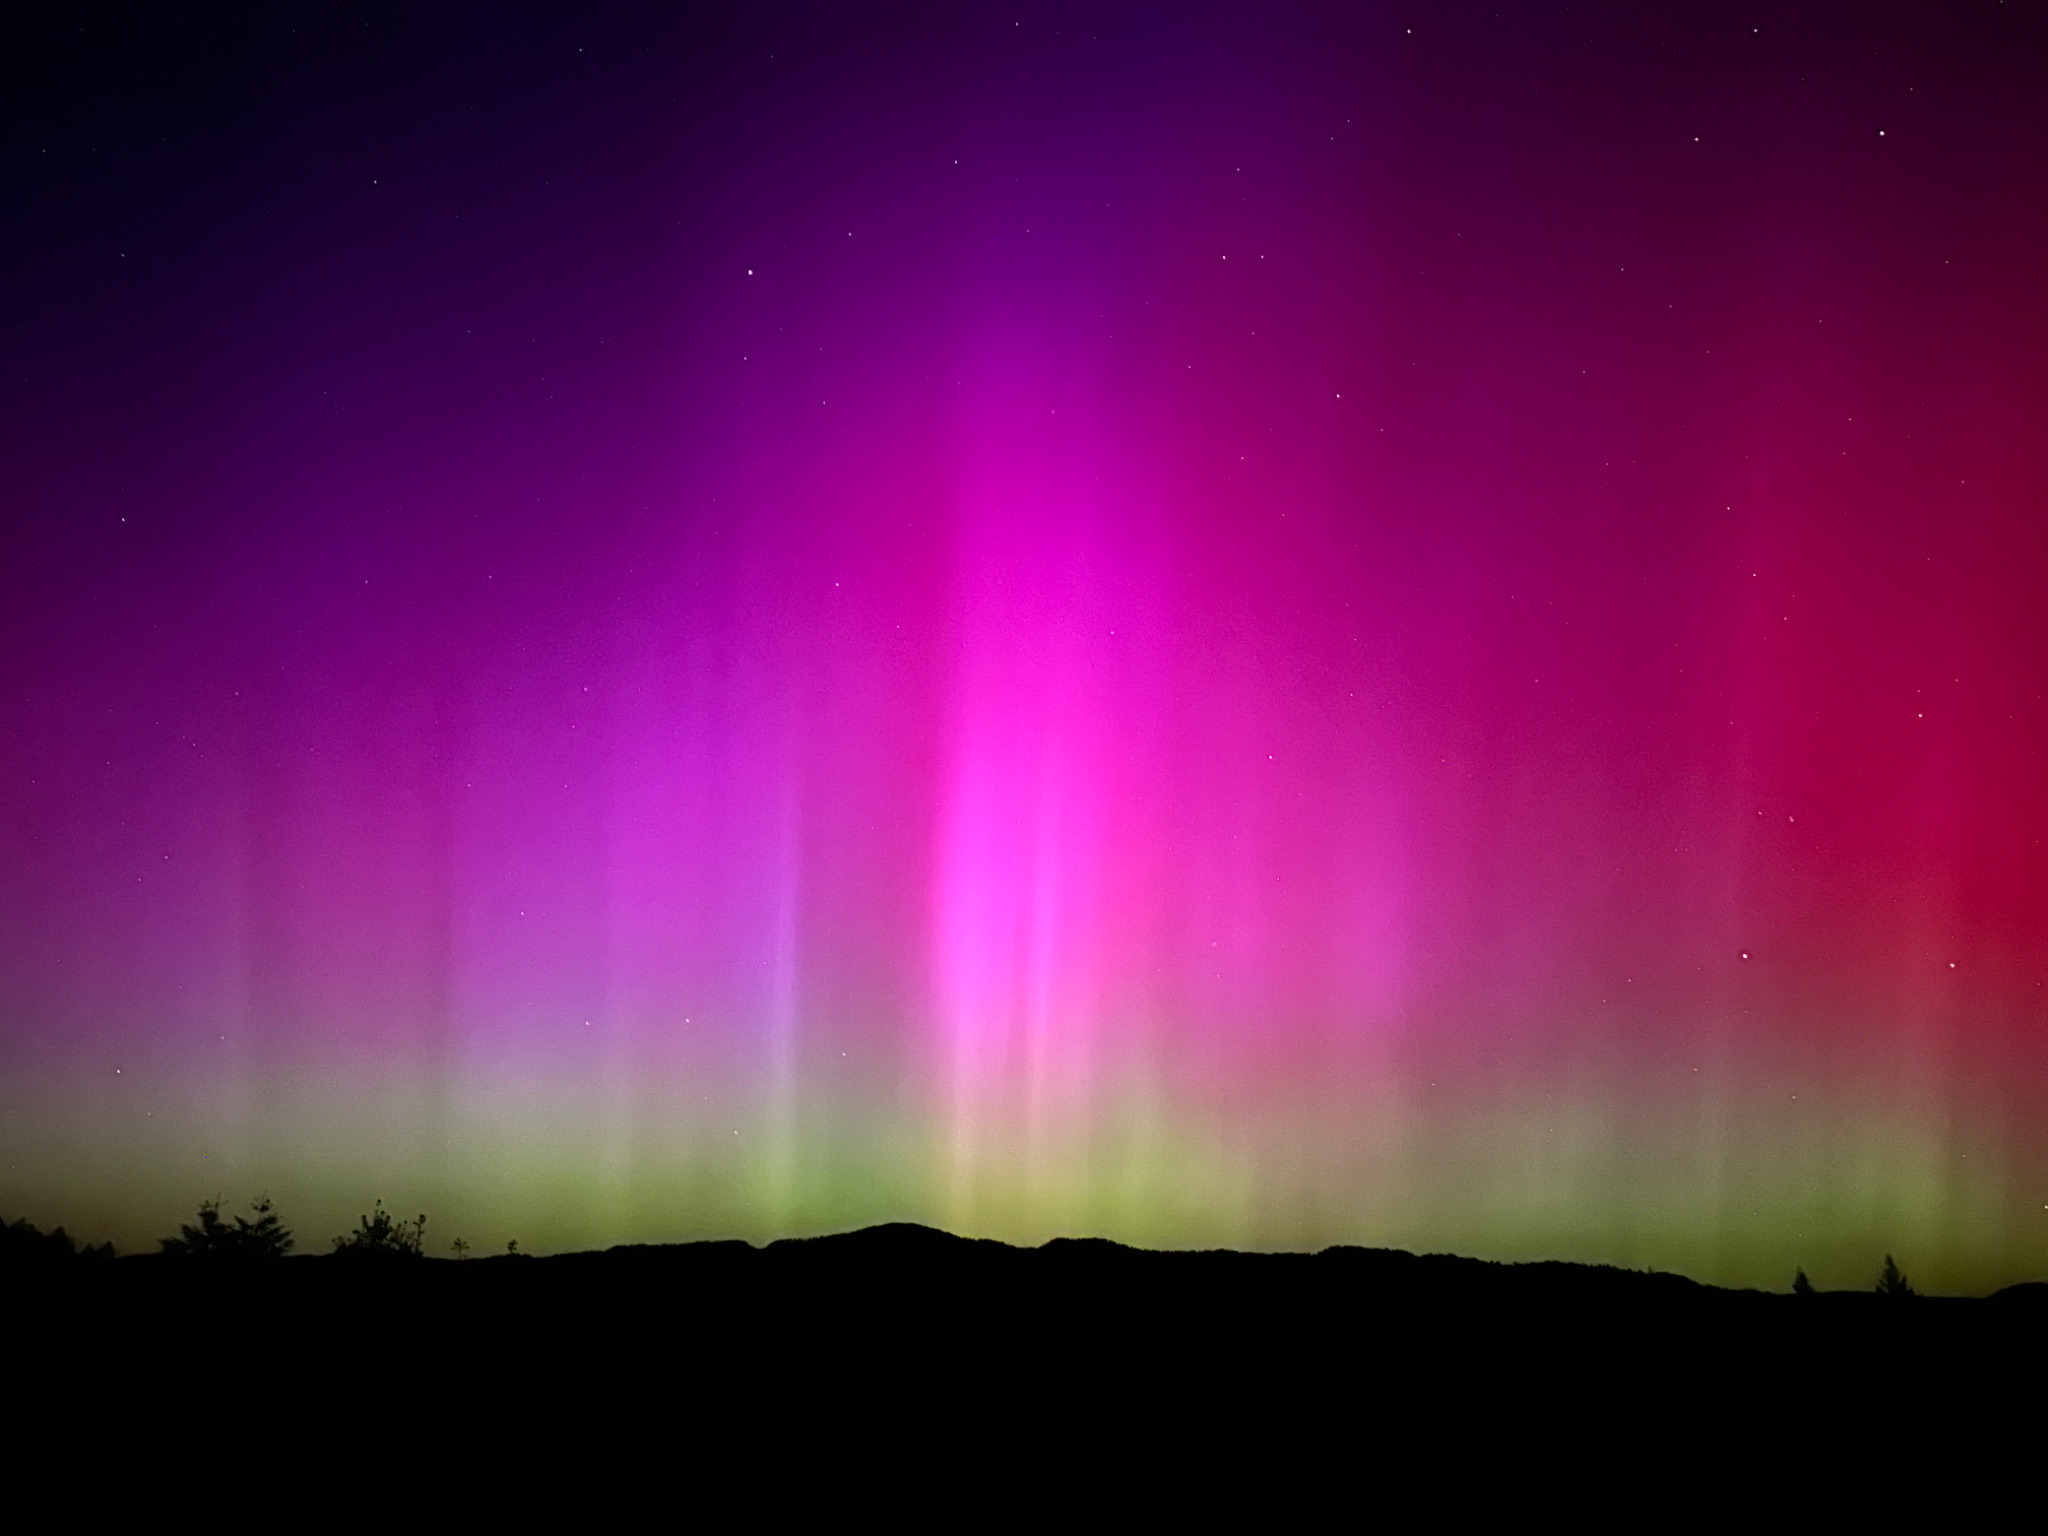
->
[13, 1220, 2047, 1460]
[15, 1221, 2043, 1359]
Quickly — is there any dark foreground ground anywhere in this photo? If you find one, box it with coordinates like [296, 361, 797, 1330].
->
[9, 1225, 2043, 1485]
[14, 1224, 2043, 1368]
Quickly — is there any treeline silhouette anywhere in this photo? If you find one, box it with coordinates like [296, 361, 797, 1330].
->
[8, 1199, 2040, 1447]
[157, 1195, 296, 1258]
[116, 1194, 517, 1261]
[0, 1197, 2007, 1310]
[1, 1212, 114, 1263]
[152, 1195, 434, 1260]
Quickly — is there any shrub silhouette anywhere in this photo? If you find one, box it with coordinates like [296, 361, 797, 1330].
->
[1876, 1254, 1915, 1297]
[1792, 1267, 1815, 1297]
[332, 1200, 427, 1259]
[160, 1196, 294, 1258]
[3, 1214, 114, 1262]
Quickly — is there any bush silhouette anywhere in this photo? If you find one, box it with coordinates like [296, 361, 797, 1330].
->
[332, 1200, 427, 1259]
[160, 1196, 294, 1258]
[1792, 1267, 1814, 1297]
[4, 1214, 114, 1262]
[1876, 1254, 1915, 1297]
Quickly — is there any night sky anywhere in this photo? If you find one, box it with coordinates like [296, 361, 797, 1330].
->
[5, 3, 2046, 1292]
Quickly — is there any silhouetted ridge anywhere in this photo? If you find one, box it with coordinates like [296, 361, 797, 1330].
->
[10, 1215, 2041, 1436]
[1039, 1235, 1142, 1259]
[766, 1221, 997, 1257]
[1989, 1280, 2048, 1304]
[14, 1221, 2046, 1323]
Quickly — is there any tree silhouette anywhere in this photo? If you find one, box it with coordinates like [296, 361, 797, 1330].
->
[331, 1200, 428, 1259]
[1876, 1253, 1915, 1297]
[1792, 1267, 1815, 1297]
[160, 1196, 293, 1258]
[4, 1214, 114, 1262]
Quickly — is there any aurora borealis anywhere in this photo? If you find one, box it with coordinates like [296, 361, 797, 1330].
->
[4, 4, 2046, 1293]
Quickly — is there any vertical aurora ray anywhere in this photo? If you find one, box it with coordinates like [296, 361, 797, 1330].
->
[3, 4, 2047, 1290]
[930, 328, 1123, 1226]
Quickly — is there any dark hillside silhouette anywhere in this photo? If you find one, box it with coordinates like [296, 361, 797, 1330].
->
[7, 1216, 2040, 1456]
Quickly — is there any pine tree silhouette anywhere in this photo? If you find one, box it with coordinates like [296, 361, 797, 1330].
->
[160, 1196, 293, 1258]
[1876, 1254, 1915, 1297]
[1793, 1267, 1815, 1296]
